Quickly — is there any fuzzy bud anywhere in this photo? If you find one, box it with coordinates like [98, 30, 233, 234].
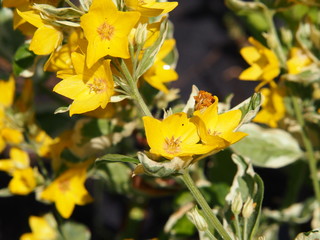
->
[231, 192, 243, 215]
[242, 197, 256, 219]
[187, 208, 208, 232]
[225, 0, 263, 13]
[280, 27, 292, 47]
[135, 23, 148, 46]
[263, 32, 278, 50]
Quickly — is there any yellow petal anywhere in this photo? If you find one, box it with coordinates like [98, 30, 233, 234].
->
[53, 75, 88, 100]
[143, 116, 163, 151]
[239, 64, 263, 81]
[240, 46, 261, 65]
[17, 9, 44, 28]
[55, 193, 75, 218]
[1, 128, 24, 144]
[0, 160, 14, 173]
[215, 109, 242, 134]
[0, 75, 15, 107]
[29, 216, 56, 239]
[30, 25, 63, 55]
[9, 168, 36, 195]
[10, 147, 30, 168]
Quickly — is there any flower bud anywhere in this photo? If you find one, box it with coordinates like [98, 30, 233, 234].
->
[242, 197, 256, 219]
[135, 23, 148, 46]
[280, 27, 292, 47]
[262, 32, 278, 50]
[231, 192, 243, 215]
[187, 208, 208, 232]
[225, 0, 263, 13]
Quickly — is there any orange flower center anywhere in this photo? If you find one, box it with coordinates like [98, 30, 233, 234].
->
[97, 22, 115, 41]
[58, 178, 70, 193]
[194, 90, 216, 110]
[87, 78, 106, 94]
[163, 136, 181, 155]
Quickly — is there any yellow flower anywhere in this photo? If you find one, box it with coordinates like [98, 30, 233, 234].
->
[286, 47, 312, 74]
[0, 112, 24, 152]
[20, 215, 57, 240]
[143, 39, 178, 93]
[0, 148, 37, 195]
[192, 96, 247, 151]
[253, 82, 285, 128]
[33, 130, 54, 157]
[0, 147, 30, 173]
[0, 75, 15, 107]
[44, 30, 83, 72]
[125, 0, 178, 17]
[53, 52, 114, 116]
[17, 9, 63, 55]
[0, 76, 24, 151]
[80, 0, 140, 67]
[40, 166, 93, 218]
[239, 37, 280, 91]
[9, 167, 37, 195]
[143, 112, 213, 159]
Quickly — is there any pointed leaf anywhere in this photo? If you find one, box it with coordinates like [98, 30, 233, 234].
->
[96, 153, 139, 165]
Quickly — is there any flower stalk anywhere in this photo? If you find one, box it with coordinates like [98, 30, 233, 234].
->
[180, 169, 232, 240]
[262, 6, 286, 68]
[119, 59, 152, 117]
[290, 93, 320, 203]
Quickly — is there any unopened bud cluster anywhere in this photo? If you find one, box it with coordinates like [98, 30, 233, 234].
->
[231, 192, 256, 219]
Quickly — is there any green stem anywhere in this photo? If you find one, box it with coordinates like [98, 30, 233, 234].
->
[243, 218, 248, 240]
[291, 93, 320, 203]
[234, 214, 242, 240]
[119, 59, 152, 117]
[205, 229, 218, 240]
[180, 169, 232, 240]
[262, 7, 286, 68]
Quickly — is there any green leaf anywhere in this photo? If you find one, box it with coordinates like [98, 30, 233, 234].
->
[232, 93, 262, 128]
[96, 153, 139, 165]
[231, 123, 303, 168]
[135, 152, 191, 177]
[225, 154, 264, 240]
[54, 106, 70, 114]
[135, 19, 168, 79]
[58, 221, 91, 240]
[94, 162, 132, 194]
[13, 43, 36, 76]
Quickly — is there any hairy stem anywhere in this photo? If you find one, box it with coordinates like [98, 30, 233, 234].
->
[181, 169, 232, 240]
[291, 93, 320, 203]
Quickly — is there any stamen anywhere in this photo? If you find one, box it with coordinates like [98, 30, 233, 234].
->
[194, 90, 216, 110]
[97, 21, 115, 41]
[163, 136, 181, 155]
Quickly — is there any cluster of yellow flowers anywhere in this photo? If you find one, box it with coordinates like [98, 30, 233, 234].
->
[5, 0, 178, 116]
[239, 37, 313, 128]
[143, 92, 247, 160]
[0, 0, 182, 237]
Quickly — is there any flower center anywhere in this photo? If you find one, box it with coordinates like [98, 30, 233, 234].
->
[194, 90, 216, 110]
[163, 136, 181, 155]
[208, 129, 221, 136]
[87, 78, 106, 94]
[97, 21, 115, 41]
[58, 179, 70, 193]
